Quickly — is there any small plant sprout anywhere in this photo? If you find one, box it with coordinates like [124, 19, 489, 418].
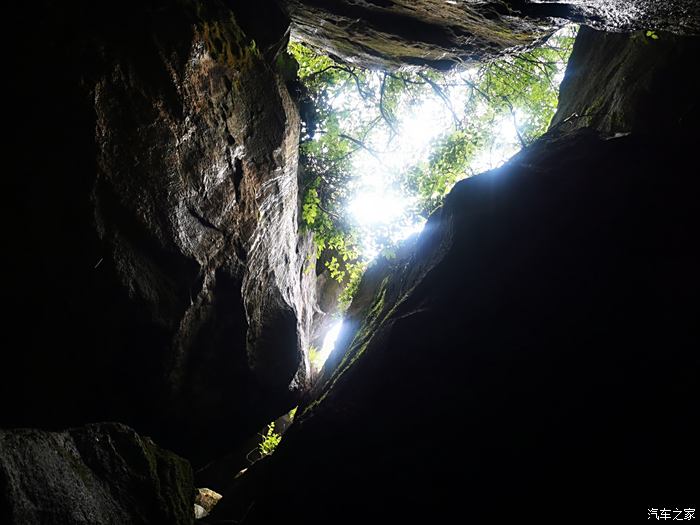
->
[258, 423, 282, 457]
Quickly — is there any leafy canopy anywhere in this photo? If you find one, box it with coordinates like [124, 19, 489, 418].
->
[290, 26, 577, 304]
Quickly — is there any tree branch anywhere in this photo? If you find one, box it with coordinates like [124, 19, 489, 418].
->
[338, 133, 385, 163]
[501, 96, 526, 148]
[307, 64, 371, 100]
[417, 72, 461, 129]
[380, 73, 399, 137]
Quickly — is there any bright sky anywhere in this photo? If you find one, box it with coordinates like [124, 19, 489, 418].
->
[343, 77, 524, 259]
[316, 75, 515, 367]
[319, 320, 343, 364]
[335, 25, 576, 262]
[309, 26, 575, 368]
[310, 319, 343, 373]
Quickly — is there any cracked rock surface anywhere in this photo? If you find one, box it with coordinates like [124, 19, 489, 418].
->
[283, 0, 699, 69]
[3, 0, 315, 464]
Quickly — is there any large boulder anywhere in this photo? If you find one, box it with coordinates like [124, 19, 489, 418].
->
[552, 26, 700, 134]
[209, 27, 699, 523]
[0, 423, 194, 525]
[282, 0, 700, 69]
[2, 0, 315, 464]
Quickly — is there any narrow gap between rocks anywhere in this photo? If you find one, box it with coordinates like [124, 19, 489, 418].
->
[231, 25, 580, 497]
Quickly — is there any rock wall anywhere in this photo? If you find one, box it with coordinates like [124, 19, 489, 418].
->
[3, 0, 315, 464]
[3, 1, 699, 520]
[552, 26, 700, 134]
[282, 0, 700, 69]
[0, 423, 193, 525]
[210, 27, 700, 523]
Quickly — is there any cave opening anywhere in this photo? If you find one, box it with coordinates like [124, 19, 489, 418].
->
[244, 24, 581, 475]
[297, 25, 578, 379]
[312, 319, 344, 372]
[3, 0, 698, 522]
[294, 25, 578, 312]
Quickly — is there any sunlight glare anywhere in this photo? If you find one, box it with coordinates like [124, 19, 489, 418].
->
[471, 116, 521, 173]
[337, 26, 575, 261]
[317, 320, 344, 368]
[349, 190, 405, 226]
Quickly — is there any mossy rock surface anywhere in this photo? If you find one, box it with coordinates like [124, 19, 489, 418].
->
[282, 0, 699, 69]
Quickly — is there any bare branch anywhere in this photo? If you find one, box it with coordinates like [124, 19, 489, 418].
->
[379, 73, 399, 138]
[338, 133, 385, 163]
[501, 95, 526, 148]
[317, 201, 342, 222]
[306, 64, 371, 100]
[312, 129, 386, 163]
[459, 77, 492, 102]
[417, 72, 461, 129]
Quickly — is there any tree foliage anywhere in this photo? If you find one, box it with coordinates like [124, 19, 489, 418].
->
[402, 27, 577, 216]
[289, 26, 577, 302]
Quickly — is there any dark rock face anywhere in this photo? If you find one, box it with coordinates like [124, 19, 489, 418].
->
[210, 28, 699, 523]
[282, 0, 700, 69]
[552, 26, 700, 134]
[310, 235, 418, 396]
[0, 423, 193, 525]
[3, 0, 315, 464]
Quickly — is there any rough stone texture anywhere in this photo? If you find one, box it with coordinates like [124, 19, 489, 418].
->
[209, 28, 699, 523]
[282, 0, 700, 69]
[3, 0, 315, 464]
[552, 26, 700, 134]
[0, 423, 194, 525]
[195, 488, 222, 514]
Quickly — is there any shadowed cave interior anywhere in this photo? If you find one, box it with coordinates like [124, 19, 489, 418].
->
[1, 1, 698, 523]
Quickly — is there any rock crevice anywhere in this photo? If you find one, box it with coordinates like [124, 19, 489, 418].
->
[209, 26, 699, 523]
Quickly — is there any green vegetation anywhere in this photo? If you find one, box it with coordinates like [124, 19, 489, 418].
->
[292, 41, 371, 308]
[290, 26, 577, 304]
[308, 345, 323, 370]
[258, 423, 282, 457]
[402, 29, 577, 216]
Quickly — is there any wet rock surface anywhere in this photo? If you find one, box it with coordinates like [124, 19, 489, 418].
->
[209, 28, 699, 523]
[3, 0, 315, 464]
[282, 0, 700, 69]
[0, 423, 194, 525]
